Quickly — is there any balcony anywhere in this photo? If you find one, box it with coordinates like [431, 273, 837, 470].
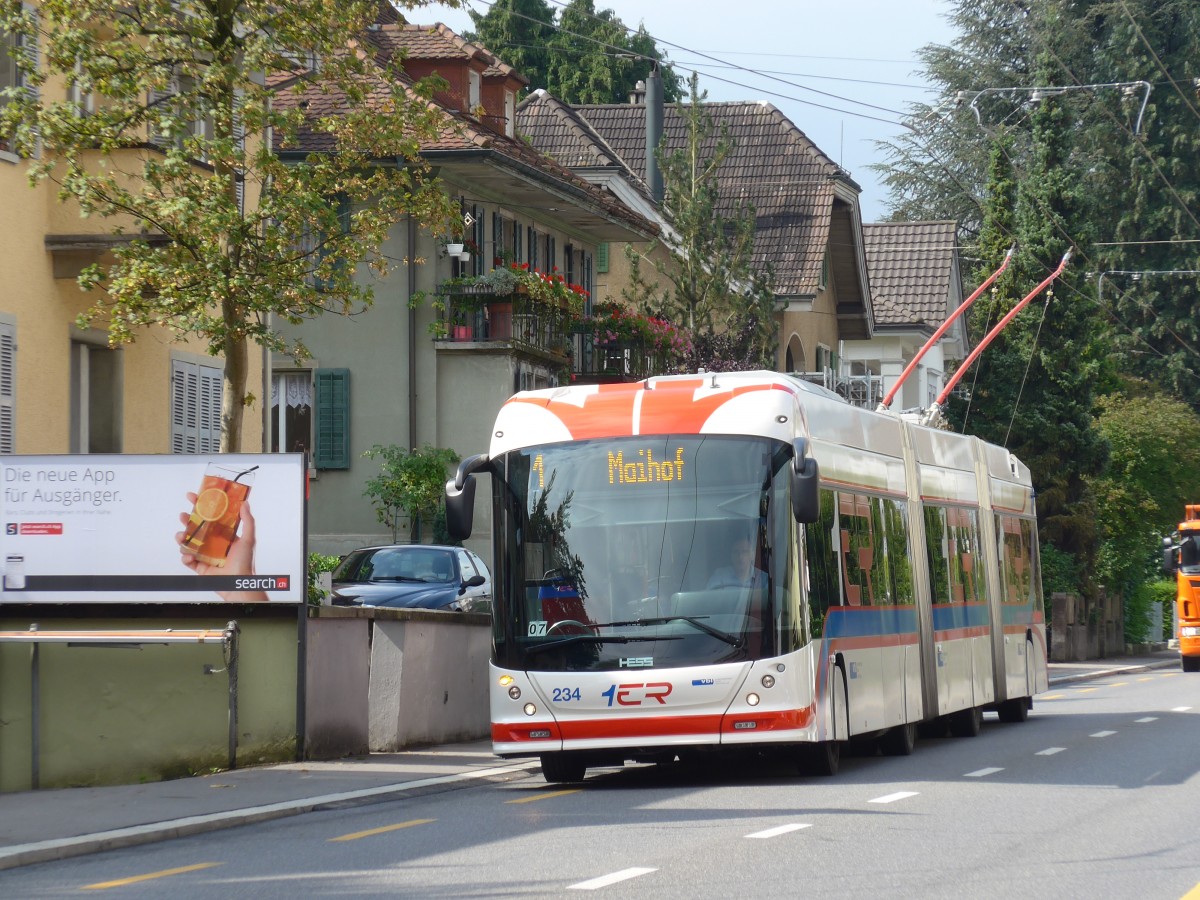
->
[568, 327, 669, 382]
[434, 288, 573, 360]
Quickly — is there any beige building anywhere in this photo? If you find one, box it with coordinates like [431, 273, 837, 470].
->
[0, 19, 261, 456]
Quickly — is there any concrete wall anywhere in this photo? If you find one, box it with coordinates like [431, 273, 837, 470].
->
[0, 612, 300, 792]
[366, 608, 491, 752]
[302, 607, 491, 759]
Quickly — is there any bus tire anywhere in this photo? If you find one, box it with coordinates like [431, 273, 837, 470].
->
[997, 697, 1030, 722]
[1182, 656, 1200, 673]
[803, 665, 847, 776]
[881, 721, 917, 756]
[949, 705, 982, 737]
[540, 753, 586, 784]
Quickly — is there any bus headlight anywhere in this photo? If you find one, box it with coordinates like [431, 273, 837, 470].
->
[746, 693, 761, 706]
[523, 703, 537, 716]
[761, 674, 775, 689]
[508, 685, 522, 699]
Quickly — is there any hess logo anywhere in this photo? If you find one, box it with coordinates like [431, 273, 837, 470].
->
[601, 682, 672, 707]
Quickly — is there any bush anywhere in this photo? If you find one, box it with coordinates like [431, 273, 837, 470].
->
[1125, 579, 1175, 644]
[307, 552, 341, 606]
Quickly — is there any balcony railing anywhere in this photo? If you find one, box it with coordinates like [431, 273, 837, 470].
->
[435, 289, 573, 359]
[793, 367, 884, 409]
[569, 326, 671, 382]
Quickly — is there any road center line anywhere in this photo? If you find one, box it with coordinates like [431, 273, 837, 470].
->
[964, 767, 1004, 777]
[507, 789, 581, 804]
[1090, 730, 1117, 738]
[569, 868, 657, 890]
[83, 863, 221, 890]
[1134, 717, 1158, 723]
[869, 791, 919, 804]
[329, 819, 434, 842]
[1036, 747, 1066, 756]
[1040, 693, 1065, 700]
[746, 824, 812, 839]
[1172, 706, 1192, 712]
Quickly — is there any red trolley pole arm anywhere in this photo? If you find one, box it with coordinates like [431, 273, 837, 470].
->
[878, 245, 1015, 411]
[930, 248, 1073, 413]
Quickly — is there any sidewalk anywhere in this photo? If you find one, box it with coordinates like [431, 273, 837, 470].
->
[0, 650, 1182, 872]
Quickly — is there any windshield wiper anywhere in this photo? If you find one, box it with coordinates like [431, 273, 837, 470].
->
[602, 616, 743, 646]
[525, 634, 680, 656]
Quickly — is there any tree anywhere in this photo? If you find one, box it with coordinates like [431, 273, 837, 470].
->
[1090, 382, 1200, 599]
[947, 76, 1109, 595]
[466, 0, 682, 104]
[362, 444, 460, 543]
[0, 0, 457, 450]
[464, 0, 556, 92]
[621, 73, 775, 370]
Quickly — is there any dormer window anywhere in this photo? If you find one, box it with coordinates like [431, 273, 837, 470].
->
[504, 90, 515, 137]
[468, 70, 481, 114]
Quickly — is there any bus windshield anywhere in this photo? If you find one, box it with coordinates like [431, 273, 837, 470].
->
[491, 435, 802, 672]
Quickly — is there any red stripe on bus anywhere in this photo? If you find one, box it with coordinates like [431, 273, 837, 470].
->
[493, 707, 815, 744]
[933, 626, 991, 640]
[826, 633, 920, 651]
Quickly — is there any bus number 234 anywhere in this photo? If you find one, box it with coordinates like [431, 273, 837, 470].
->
[601, 682, 673, 707]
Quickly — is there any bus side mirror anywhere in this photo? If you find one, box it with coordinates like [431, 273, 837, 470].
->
[446, 454, 490, 541]
[1162, 536, 1178, 575]
[791, 438, 820, 524]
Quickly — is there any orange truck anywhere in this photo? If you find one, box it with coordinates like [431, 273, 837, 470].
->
[1163, 505, 1200, 672]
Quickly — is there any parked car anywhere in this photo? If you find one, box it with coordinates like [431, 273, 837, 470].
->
[331, 544, 492, 613]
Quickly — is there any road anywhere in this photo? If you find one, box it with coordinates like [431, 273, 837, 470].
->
[2, 669, 1198, 899]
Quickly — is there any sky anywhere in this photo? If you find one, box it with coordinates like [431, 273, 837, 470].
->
[407, 0, 958, 221]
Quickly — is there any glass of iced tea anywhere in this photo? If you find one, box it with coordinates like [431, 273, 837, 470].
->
[180, 464, 255, 566]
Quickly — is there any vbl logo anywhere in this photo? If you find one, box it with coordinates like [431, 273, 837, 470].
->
[600, 682, 672, 707]
[5, 524, 15, 535]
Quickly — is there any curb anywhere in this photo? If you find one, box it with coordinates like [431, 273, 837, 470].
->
[1048, 657, 1179, 686]
[0, 760, 539, 872]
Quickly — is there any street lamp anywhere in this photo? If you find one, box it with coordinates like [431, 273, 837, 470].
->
[957, 81, 1152, 135]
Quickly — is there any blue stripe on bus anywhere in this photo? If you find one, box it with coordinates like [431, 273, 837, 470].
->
[824, 606, 920, 638]
[930, 603, 992, 631]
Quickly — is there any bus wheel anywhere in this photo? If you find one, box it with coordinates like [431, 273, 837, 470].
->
[949, 706, 982, 737]
[802, 739, 840, 776]
[881, 721, 917, 756]
[540, 753, 586, 784]
[997, 697, 1030, 723]
[1183, 656, 1200, 673]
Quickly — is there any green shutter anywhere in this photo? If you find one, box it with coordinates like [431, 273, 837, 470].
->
[596, 242, 609, 273]
[314, 368, 349, 469]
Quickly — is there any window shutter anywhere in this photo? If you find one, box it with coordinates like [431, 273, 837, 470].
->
[148, 72, 180, 149]
[232, 88, 245, 212]
[0, 323, 14, 454]
[596, 242, 609, 273]
[171, 358, 223, 453]
[314, 368, 349, 469]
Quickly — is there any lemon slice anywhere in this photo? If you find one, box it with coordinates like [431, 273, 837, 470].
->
[194, 487, 229, 522]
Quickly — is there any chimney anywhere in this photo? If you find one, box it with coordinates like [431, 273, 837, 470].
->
[630, 79, 646, 105]
[645, 65, 664, 205]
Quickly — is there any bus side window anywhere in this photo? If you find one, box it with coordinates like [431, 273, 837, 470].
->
[804, 489, 839, 637]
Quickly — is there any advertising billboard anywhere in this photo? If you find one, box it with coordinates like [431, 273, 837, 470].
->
[0, 454, 305, 604]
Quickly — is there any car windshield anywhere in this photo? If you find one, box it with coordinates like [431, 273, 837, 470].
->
[1181, 534, 1200, 574]
[334, 548, 457, 584]
[490, 435, 804, 672]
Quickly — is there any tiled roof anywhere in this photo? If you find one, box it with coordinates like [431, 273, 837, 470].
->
[518, 95, 850, 296]
[863, 221, 959, 328]
[365, 23, 526, 85]
[272, 31, 652, 237]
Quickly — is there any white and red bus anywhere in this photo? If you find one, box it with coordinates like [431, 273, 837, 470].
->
[446, 371, 1047, 782]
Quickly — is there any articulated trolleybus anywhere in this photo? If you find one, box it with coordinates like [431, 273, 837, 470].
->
[446, 371, 1048, 783]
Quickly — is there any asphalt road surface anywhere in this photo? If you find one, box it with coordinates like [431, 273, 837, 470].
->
[3, 669, 1198, 899]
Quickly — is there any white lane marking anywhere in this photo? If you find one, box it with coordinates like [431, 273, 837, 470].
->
[1172, 706, 1192, 712]
[569, 868, 657, 890]
[1135, 717, 1158, 723]
[869, 791, 919, 804]
[1090, 730, 1117, 738]
[964, 767, 1004, 778]
[746, 824, 812, 839]
[1036, 747, 1066, 756]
